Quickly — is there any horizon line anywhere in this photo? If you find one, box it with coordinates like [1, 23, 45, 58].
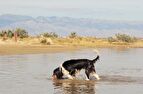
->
[1, 13, 143, 23]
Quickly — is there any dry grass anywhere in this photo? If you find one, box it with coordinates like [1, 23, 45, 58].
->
[53, 37, 143, 48]
[0, 37, 143, 55]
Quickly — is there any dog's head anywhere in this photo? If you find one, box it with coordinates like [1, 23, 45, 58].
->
[52, 67, 63, 80]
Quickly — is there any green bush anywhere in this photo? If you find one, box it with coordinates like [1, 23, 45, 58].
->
[108, 33, 137, 43]
[0, 31, 6, 37]
[0, 32, 3, 37]
[15, 28, 28, 38]
[0, 29, 29, 39]
[115, 33, 136, 43]
[7, 30, 14, 38]
[42, 32, 58, 38]
[69, 32, 77, 38]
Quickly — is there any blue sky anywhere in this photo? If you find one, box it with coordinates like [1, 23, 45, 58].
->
[0, 0, 143, 21]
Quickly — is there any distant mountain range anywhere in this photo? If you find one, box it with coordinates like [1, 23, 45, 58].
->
[0, 14, 143, 37]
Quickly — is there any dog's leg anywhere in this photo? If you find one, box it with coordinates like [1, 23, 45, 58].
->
[61, 65, 74, 79]
[92, 72, 100, 80]
[75, 69, 80, 77]
[70, 69, 77, 79]
[85, 70, 90, 80]
[67, 74, 74, 79]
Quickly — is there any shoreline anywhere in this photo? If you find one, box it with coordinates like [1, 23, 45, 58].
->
[0, 37, 143, 55]
[0, 45, 82, 55]
[0, 44, 143, 56]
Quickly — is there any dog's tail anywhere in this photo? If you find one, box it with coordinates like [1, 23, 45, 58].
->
[92, 49, 100, 63]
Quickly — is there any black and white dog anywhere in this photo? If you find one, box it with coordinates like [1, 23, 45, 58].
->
[52, 50, 100, 80]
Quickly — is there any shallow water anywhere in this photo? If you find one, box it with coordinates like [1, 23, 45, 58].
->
[0, 48, 143, 94]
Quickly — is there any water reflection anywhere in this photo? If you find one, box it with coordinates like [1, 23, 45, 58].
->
[53, 80, 96, 94]
[0, 48, 143, 94]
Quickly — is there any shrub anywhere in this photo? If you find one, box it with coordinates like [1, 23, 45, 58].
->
[0, 29, 28, 39]
[108, 37, 117, 43]
[115, 33, 136, 43]
[108, 33, 137, 43]
[15, 28, 28, 38]
[40, 38, 52, 45]
[0, 30, 6, 37]
[69, 32, 77, 38]
[40, 38, 47, 44]
[7, 30, 14, 38]
[0, 32, 3, 37]
[42, 32, 58, 38]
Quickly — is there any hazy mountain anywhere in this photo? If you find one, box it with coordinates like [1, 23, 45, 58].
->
[0, 14, 143, 37]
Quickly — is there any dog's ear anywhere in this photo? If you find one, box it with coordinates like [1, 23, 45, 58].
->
[53, 67, 63, 79]
[92, 55, 99, 63]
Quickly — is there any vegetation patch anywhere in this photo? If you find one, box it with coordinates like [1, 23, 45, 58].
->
[41, 32, 58, 38]
[0, 28, 28, 39]
[108, 33, 137, 43]
[0, 28, 143, 48]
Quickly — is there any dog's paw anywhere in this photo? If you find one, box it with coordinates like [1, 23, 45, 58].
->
[96, 77, 100, 80]
[85, 78, 90, 81]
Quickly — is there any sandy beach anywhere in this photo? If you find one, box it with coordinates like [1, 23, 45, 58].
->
[0, 37, 143, 55]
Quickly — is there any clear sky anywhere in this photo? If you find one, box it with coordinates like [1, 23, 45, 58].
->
[0, 0, 143, 21]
